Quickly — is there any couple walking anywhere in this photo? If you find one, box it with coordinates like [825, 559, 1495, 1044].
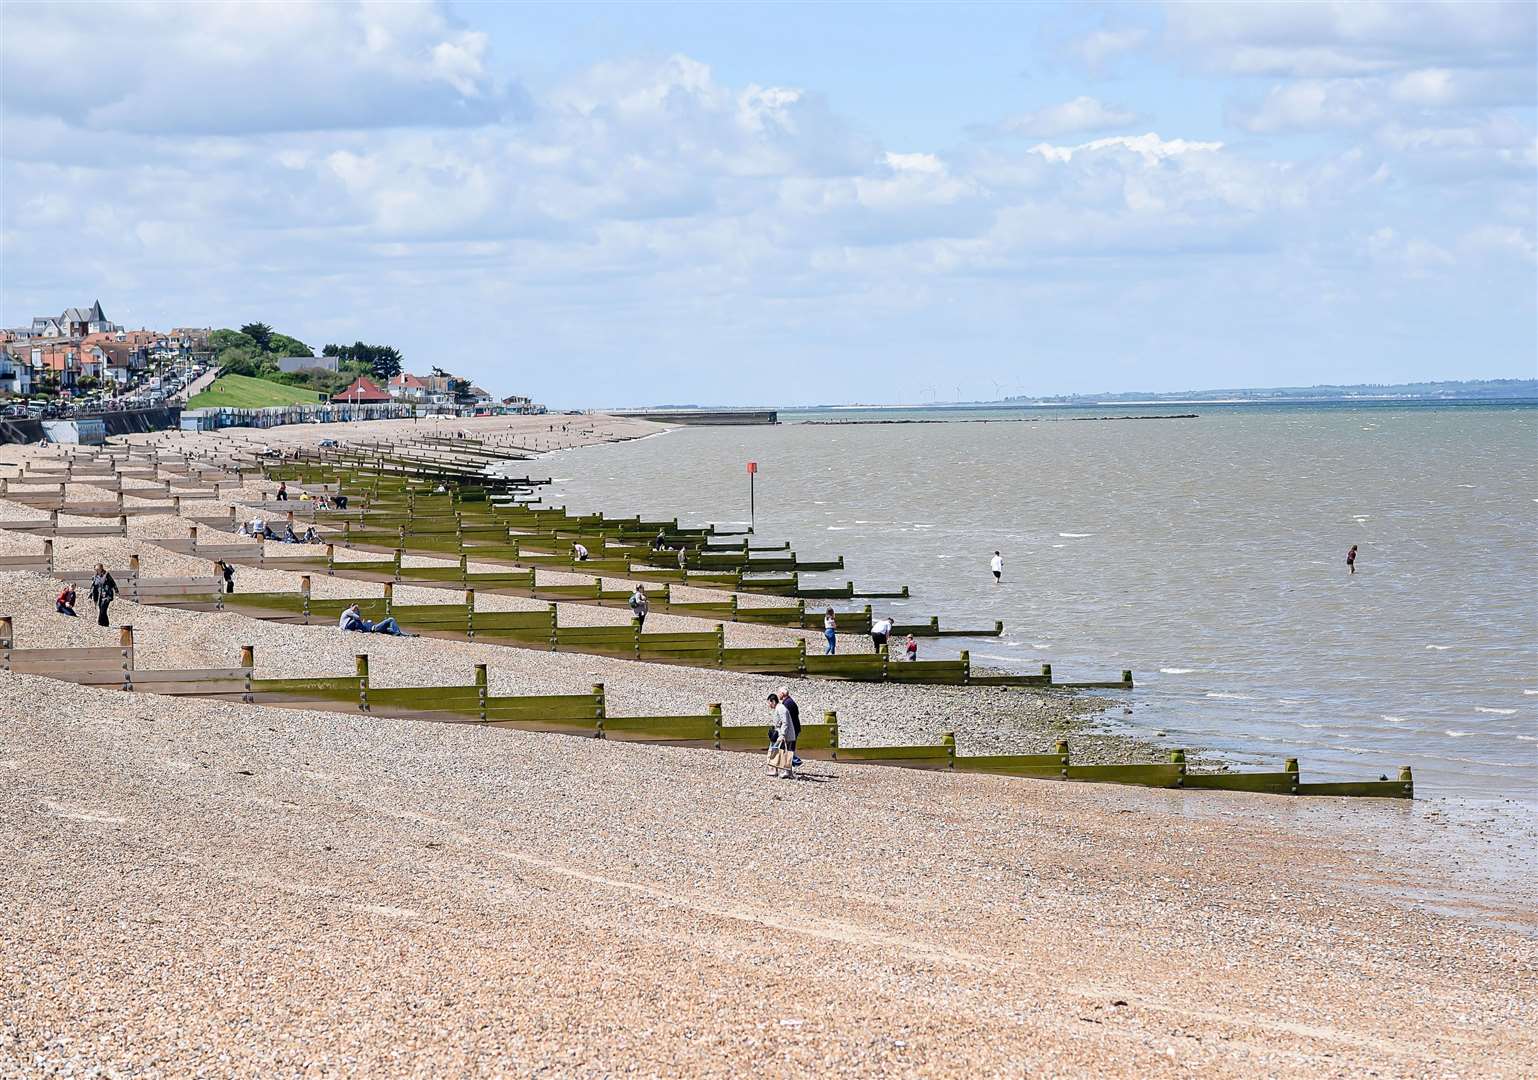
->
[766, 687, 802, 779]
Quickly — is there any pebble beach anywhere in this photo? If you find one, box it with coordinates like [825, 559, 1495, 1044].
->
[3, 414, 1535, 1077]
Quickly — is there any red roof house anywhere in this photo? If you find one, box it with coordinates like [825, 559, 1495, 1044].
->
[331, 375, 391, 403]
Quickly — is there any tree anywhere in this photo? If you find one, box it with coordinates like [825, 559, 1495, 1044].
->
[239, 322, 274, 350]
[324, 340, 404, 381]
[267, 332, 314, 358]
[209, 329, 257, 354]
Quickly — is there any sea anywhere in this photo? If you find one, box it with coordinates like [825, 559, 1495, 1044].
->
[539, 401, 1537, 806]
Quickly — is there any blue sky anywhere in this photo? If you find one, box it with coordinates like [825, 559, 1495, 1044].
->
[2, 1, 1534, 406]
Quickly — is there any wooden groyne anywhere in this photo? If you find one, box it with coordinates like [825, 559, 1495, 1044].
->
[0, 620, 1414, 799]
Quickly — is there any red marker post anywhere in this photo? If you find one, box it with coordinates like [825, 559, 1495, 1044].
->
[747, 461, 757, 534]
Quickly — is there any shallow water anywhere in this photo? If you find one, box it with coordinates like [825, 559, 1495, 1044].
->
[541, 403, 1537, 803]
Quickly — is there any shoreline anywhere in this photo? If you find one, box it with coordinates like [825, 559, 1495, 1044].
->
[2, 413, 1534, 1075]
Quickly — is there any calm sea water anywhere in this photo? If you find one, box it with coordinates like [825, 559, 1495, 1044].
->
[542, 403, 1537, 802]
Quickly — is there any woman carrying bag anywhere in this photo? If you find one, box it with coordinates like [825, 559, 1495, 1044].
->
[765, 693, 796, 780]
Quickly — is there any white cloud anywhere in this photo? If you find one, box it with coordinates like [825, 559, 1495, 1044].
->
[1002, 97, 1140, 138]
[0, 0, 516, 133]
[1166, 1, 1536, 78]
[1073, 27, 1150, 71]
[1232, 80, 1378, 133]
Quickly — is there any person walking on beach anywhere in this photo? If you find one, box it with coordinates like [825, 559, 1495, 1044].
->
[766, 693, 796, 779]
[216, 559, 235, 594]
[56, 583, 77, 617]
[89, 564, 118, 627]
[823, 608, 837, 654]
[778, 685, 803, 768]
[991, 550, 1003, 583]
[904, 634, 918, 662]
[870, 614, 894, 653]
[628, 584, 649, 630]
[1346, 544, 1358, 575]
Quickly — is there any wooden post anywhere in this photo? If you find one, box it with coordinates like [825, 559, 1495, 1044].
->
[240, 644, 255, 669]
[1285, 758, 1300, 793]
[0, 615, 12, 657]
[592, 682, 606, 738]
[325, 543, 335, 573]
[1399, 766, 1414, 797]
[43, 539, 53, 569]
[474, 663, 487, 688]
[1041, 663, 1053, 682]
[355, 654, 370, 711]
[826, 709, 839, 757]
[709, 703, 723, 749]
[383, 582, 393, 613]
[960, 649, 970, 684]
[1122, 670, 1134, 687]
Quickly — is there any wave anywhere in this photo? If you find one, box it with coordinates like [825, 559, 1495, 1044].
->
[1159, 668, 1195, 674]
[1524, 690, 1538, 696]
[1058, 532, 1093, 538]
[1445, 730, 1472, 737]
[1205, 692, 1254, 701]
[1381, 715, 1409, 723]
[1425, 645, 1452, 651]
[1475, 707, 1517, 716]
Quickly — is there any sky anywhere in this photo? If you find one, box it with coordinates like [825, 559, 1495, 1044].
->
[2, 1, 1534, 407]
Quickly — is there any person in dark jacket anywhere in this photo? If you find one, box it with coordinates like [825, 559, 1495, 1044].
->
[56, 583, 77, 617]
[88, 564, 118, 627]
[216, 559, 235, 594]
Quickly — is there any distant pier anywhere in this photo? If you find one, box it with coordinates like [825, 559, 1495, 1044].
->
[612, 409, 777, 426]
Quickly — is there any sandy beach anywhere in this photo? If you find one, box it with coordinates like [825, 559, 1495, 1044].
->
[3, 414, 1535, 1077]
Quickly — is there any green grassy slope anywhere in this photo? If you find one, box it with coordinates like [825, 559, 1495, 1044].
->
[187, 373, 329, 409]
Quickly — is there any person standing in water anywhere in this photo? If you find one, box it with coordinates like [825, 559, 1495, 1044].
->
[1346, 544, 1358, 575]
[990, 550, 1003, 583]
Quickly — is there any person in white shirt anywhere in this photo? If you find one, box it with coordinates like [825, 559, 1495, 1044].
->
[990, 550, 1003, 583]
[823, 608, 837, 655]
[628, 584, 649, 629]
[573, 542, 589, 562]
[870, 615, 894, 651]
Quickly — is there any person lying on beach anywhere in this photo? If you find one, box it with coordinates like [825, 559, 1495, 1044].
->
[56, 584, 77, 617]
[337, 603, 411, 636]
[302, 526, 322, 544]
